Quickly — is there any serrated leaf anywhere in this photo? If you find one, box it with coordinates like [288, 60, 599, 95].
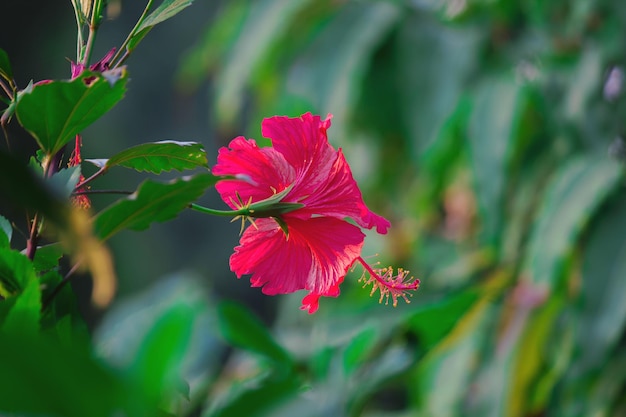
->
[0, 248, 40, 333]
[105, 141, 209, 173]
[127, 0, 193, 51]
[217, 300, 293, 367]
[31, 243, 64, 273]
[93, 173, 217, 241]
[0, 214, 11, 248]
[15, 69, 127, 155]
[0, 48, 13, 81]
[0, 247, 37, 296]
[522, 154, 623, 289]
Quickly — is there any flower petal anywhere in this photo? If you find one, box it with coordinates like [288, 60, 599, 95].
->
[296, 149, 391, 234]
[262, 113, 390, 233]
[213, 136, 295, 209]
[229, 216, 365, 311]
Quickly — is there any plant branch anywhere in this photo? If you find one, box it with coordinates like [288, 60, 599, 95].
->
[42, 261, 82, 311]
[73, 189, 133, 196]
[0, 79, 13, 99]
[75, 165, 107, 190]
[111, 0, 154, 67]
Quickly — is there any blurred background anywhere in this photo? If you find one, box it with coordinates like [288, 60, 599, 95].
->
[2, 0, 626, 416]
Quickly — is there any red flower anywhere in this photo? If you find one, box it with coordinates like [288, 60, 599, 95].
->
[213, 113, 419, 313]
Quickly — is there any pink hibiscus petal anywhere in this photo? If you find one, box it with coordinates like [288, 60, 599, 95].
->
[230, 216, 365, 310]
[213, 136, 295, 209]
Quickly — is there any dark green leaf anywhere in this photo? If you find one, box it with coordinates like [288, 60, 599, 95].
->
[31, 243, 64, 273]
[205, 373, 301, 417]
[522, 154, 623, 289]
[0, 214, 11, 248]
[217, 301, 293, 367]
[94, 173, 217, 241]
[0, 332, 140, 417]
[0, 248, 40, 333]
[0, 150, 68, 227]
[130, 303, 195, 402]
[103, 140, 209, 173]
[15, 69, 128, 154]
[578, 194, 626, 370]
[0, 47, 13, 81]
[0, 247, 37, 295]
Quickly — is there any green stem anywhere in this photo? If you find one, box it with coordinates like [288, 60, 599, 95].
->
[71, 0, 85, 61]
[111, 0, 154, 67]
[82, 0, 104, 65]
[189, 203, 250, 218]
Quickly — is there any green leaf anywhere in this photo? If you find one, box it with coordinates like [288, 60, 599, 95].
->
[0, 248, 40, 333]
[129, 303, 195, 402]
[285, 1, 400, 138]
[408, 287, 482, 349]
[217, 301, 293, 367]
[138, 0, 194, 31]
[522, 154, 623, 289]
[15, 69, 128, 155]
[204, 373, 301, 417]
[127, 0, 194, 51]
[214, 0, 315, 127]
[507, 296, 565, 417]
[48, 166, 82, 198]
[342, 326, 379, 375]
[578, 194, 626, 370]
[397, 14, 480, 158]
[0, 332, 140, 417]
[0, 47, 13, 81]
[0, 247, 37, 296]
[93, 173, 217, 241]
[467, 77, 536, 247]
[102, 140, 209, 173]
[415, 298, 492, 415]
[0, 150, 68, 227]
[31, 243, 64, 273]
[0, 214, 11, 248]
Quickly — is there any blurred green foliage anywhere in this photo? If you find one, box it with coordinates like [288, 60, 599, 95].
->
[1, 0, 626, 416]
[174, 0, 626, 416]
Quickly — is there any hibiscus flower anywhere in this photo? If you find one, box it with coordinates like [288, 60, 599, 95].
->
[213, 113, 419, 313]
